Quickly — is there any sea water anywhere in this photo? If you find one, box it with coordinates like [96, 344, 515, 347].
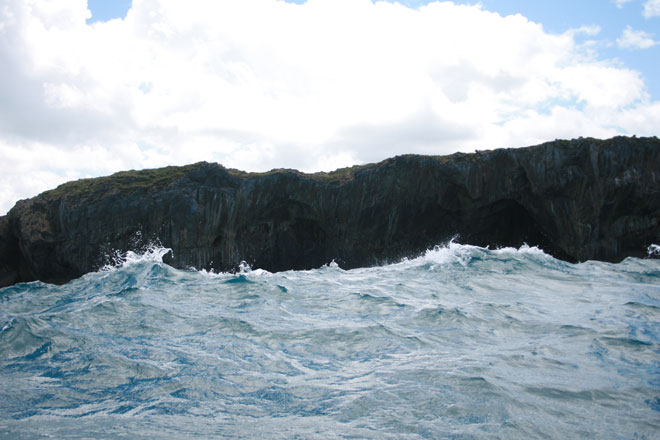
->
[1, 242, 659, 439]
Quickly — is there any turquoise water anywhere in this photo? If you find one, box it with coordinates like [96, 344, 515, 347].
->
[1, 243, 659, 439]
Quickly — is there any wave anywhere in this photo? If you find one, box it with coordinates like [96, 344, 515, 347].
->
[380, 240, 558, 274]
[100, 243, 173, 272]
[35, 239, 657, 291]
[2, 236, 659, 439]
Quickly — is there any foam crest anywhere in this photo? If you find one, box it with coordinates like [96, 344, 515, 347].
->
[492, 243, 550, 258]
[648, 244, 660, 257]
[238, 261, 251, 274]
[237, 260, 271, 277]
[422, 240, 478, 267]
[198, 260, 272, 278]
[101, 243, 173, 271]
[317, 259, 341, 271]
[381, 240, 478, 271]
[410, 240, 552, 270]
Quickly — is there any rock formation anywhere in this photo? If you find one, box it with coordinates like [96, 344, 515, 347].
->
[1, 136, 659, 287]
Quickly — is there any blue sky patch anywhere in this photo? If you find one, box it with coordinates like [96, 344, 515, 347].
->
[86, 0, 132, 23]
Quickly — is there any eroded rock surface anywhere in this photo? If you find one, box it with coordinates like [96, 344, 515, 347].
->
[1, 136, 659, 287]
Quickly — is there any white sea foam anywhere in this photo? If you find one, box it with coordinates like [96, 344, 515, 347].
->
[390, 240, 553, 272]
[492, 243, 548, 257]
[238, 260, 251, 274]
[422, 241, 478, 267]
[197, 260, 272, 278]
[100, 243, 172, 272]
[648, 244, 660, 256]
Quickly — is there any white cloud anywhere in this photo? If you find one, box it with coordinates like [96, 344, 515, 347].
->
[0, 0, 658, 214]
[644, 0, 660, 17]
[617, 25, 658, 48]
[614, 0, 633, 9]
[567, 25, 601, 36]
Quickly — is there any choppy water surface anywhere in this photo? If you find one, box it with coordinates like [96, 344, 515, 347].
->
[1, 243, 659, 439]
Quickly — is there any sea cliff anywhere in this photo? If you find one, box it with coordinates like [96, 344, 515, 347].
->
[1, 136, 659, 287]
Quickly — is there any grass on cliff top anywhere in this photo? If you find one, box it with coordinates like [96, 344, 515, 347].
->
[40, 136, 648, 200]
[224, 162, 380, 182]
[43, 161, 375, 200]
[44, 164, 199, 199]
[39, 147, 532, 200]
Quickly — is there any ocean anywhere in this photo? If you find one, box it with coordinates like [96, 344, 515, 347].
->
[1, 242, 659, 439]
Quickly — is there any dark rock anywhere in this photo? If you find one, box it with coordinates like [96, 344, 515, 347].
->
[1, 136, 659, 287]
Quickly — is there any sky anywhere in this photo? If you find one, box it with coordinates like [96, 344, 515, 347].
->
[1, 0, 659, 214]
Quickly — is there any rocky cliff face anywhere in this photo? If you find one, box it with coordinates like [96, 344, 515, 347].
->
[1, 136, 659, 287]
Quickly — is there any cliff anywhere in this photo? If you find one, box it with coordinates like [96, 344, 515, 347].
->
[1, 136, 659, 287]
